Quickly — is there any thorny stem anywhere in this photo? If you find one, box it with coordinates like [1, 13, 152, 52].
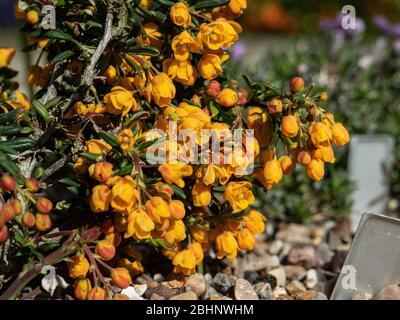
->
[0, 234, 80, 300]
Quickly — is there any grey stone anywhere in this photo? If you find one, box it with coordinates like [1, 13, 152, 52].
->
[315, 243, 334, 265]
[185, 273, 206, 297]
[313, 292, 328, 300]
[305, 269, 319, 289]
[150, 293, 165, 300]
[287, 245, 319, 268]
[253, 282, 272, 300]
[234, 279, 259, 300]
[212, 273, 236, 294]
[284, 265, 307, 281]
[286, 280, 307, 295]
[272, 287, 288, 299]
[268, 267, 286, 287]
[144, 285, 174, 299]
[245, 254, 280, 272]
[292, 290, 316, 300]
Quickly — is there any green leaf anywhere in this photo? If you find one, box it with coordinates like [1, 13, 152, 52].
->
[0, 124, 22, 136]
[2, 137, 36, 151]
[0, 108, 23, 124]
[59, 178, 81, 188]
[81, 152, 103, 162]
[153, 0, 176, 7]
[114, 164, 134, 176]
[51, 50, 74, 64]
[99, 130, 119, 148]
[170, 184, 187, 200]
[192, 0, 230, 10]
[127, 45, 160, 57]
[32, 100, 51, 124]
[45, 30, 74, 42]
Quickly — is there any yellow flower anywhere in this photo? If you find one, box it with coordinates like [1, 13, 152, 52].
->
[312, 145, 335, 164]
[104, 65, 117, 85]
[237, 228, 255, 251]
[125, 208, 155, 240]
[306, 159, 325, 181]
[7, 90, 30, 111]
[117, 128, 135, 152]
[73, 157, 88, 174]
[110, 176, 140, 212]
[158, 163, 193, 188]
[74, 279, 92, 300]
[95, 240, 116, 261]
[37, 38, 49, 49]
[196, 164, 231, 186]
[199, 18, 242, 51]
[136, 23, 163, 50]
[140, 0, 152, 8]
[171, 31, 196, 61]
[172, 242, 203, 275]
[216, 231, 238, 259]
[164, 58, 197, 86]
[170, 2, 191, 27]
[309, 122, 332, 148]
[224, 181, 255, 212]
[217, 88, 238, 108]
[164, 220, 186, 244]
[296, 150, 311, 165]
[192, 183, 212, 207]
[332, 123, 350, 147]
[262, 159, 283, 189]
[281, 115, 299, 138]
[0, 48, 16, 68]
[104, 86, 137, 116]
[228, 0, 247, 16]
[145, 196, 171, 224]
[88, 287, 106, 300]
[88, 162, 113, 183]
[190, 226, 210, 244]
[146, 73, 176, 107]
[118, 257, 144, 277]
[247, 107, 272, 148]
[198, 54, 223, 80]
[85, 139, 112, 155]
[175, 102, 211, 131]
[89, 185, 112, 213]
[68, 254, 90, 279]
[278, 155, 295, 175]
[243, 209, 266, 234]
[169, 200, 186, 220]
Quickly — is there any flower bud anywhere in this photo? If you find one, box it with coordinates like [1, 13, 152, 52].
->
[170, 2, 191, 27]
[35, 213, 52, 232]
[306, 159, 325, 182]
[267, 98, 283, 114]
[237, 228, 256, 251]
[278, 156, 295, 175]
[9, 199, 22, 216]
[0, 225, 8, 244]
[36, 197, 53, 214]
[22, 212, 36, 228]
[290, 77, 305, 92]
[0, 174, 16, 192]
[263, 159, 283, 189]
[104, 231, 122, 247]
[68, 254, 90, 279]
[110, 267, 132, 289]
[320, 92, 328, 102]
[169, 200, 185, 220]
[296, 151, 311, 165]
[281, 115, 299, 138]
[2, 204, 16, 222]
[332, 123, 350, 147]
[74, 278, 92, 300]
[26, 10, 40, 25]
[25, 178, 40, 193]
[96, 240, 116, 261]
[217, 88, 238, 108]
[207, 80, 221, 97]
[88, 162, 113, 183]
[88, 287, 107, 300]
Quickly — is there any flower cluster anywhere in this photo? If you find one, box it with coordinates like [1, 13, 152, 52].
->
[0, 0, 349, 300]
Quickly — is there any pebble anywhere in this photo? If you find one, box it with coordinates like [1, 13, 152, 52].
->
[253, 282, 272, 300]
[284, 265, 307, 281]
[272, 287, 288, 299]
[305, 269, 318, 289]
[268, 240, 283, 255]
[292, 290, 316, 300]
[133, 284, 148, 297]
[150, 293, 165, 300]
[315, 243, 334, 265]
[234, 279, 259, 300]
[144, 285, 175, 300]
[287, 246, 319, 268]
[244, 271, 260, 284]
[352, 293, 373, 300]
[276, 224, 311, 244]
[313, 292, 328, 300]
[212, 273, 236, 294]
[373, 284, 400, 300]
[170, 291, 198, 300]
[185, 273, 206, 297]
[245, 254, 280, 272]
[268, 267, 286, 287]
[286, 280, 307, 295]
[162, 280, 183, 289]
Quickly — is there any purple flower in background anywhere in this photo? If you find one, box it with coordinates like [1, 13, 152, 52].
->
[394, 39, 400, 56]
[230, 42, 247, 63]
[373, 16, 400, 38]
[320, 14, 365, 36]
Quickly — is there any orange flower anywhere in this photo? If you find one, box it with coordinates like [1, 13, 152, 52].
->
[68, 254, 90, 279]
[237, 228, 256, 251]
[170, 2, 191, 27]
[74, 279, 92, 300]
[88, 287, 107, 300]
[224, 181, 255, 212]
[96, 240, 116, 261]
[117, 129, 135, 152]
[90, 185, 112, 213]
[216, 231, 238, 259]
[88, 162, 113, 183]
[306, 159, 325, 181]
[110, 267, 132, 289]
[35, 213, 52, 232]
[125, 208, 155, 240]
[158, 163, 193, 188]
[217, 88, 238, 108]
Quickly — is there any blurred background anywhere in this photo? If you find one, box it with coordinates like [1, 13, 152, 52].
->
[1, 0, 400, 227]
